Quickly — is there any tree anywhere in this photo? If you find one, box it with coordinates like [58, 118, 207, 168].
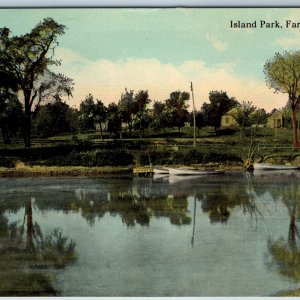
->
[230, 101, 257, 135]
[250, 108, 268, 126]
[201, 91, 238, 132]
[194, 111, 205, 129]
[118, 89, 135, 137]
[0, 89, 23, 142]
[264, 51, 300, 149]
[165, 91, 190, 133]
[78, 94, 96, 132]
[32, 100, 77, 138]
[107, 103, 121, 138]
[133, 90, 151, 138]
[94, 99, 107, 139]
[151, 101, 168, 134]
[0, 18, 71, 148]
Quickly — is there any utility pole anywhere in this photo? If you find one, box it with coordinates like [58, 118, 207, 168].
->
[190, 82, 196, 148]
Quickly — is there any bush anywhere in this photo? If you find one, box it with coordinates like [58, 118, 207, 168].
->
[138, 148, 242, 166]
[216, 128, 236, 136]
[39, 149, 134, 167]
[0, 157, 15, 168]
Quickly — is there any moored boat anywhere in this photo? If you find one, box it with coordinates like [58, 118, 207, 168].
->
[253, 162, 300, 170]
[168, 167, 224, 176]
[153, 167, 169, 174]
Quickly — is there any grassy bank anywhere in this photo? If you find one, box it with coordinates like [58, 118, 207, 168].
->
[0, 164, 132, 177]
[0, 127, 297, 175]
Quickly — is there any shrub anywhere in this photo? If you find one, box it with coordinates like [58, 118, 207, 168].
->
[40, 149, 134, 167]
[0, 157, 15, 168]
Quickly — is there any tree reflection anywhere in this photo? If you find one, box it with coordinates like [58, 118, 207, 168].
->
[268, 183, 300, 282]
[196, 173, 261, 224]
[0, 198, 77, 295]
[30, 180, 192, 227]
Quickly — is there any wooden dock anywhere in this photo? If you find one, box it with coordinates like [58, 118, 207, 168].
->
[133, 166, 154, 177]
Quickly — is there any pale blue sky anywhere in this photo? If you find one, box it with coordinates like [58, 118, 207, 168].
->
[0, 8, 299, 111]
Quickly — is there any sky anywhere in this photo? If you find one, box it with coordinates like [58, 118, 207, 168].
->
[1, 8, 300, 112]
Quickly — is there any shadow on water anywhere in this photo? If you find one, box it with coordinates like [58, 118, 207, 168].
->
[0, 198, 77, 296]
[266, 182, 300, 282]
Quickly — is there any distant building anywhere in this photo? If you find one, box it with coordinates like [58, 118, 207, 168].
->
[220, 107, 238, 128]
[266, 109, 284, 128]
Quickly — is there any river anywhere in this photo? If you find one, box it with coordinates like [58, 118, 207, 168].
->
[1, 171, 300, 296]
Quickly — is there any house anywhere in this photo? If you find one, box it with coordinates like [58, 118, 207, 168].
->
[266, 109, 284, 128]
[220, 107, 238, 128]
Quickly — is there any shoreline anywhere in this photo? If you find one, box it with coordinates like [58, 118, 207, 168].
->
[0, 165, 133, 177]
[0, 163, 244, 177]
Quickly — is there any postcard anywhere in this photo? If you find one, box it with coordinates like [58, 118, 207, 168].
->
[0, 7, 300, 297]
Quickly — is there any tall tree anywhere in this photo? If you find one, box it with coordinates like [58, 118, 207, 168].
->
[107, 102, 121, 138]
[151, 101, 168, 134]
[165, 91, 190, 133]
[118, 89, 135, 136]
[264, 51, 300, 149]
[94, 99, 107, 139]
[0, 18, 71, 148]
[133, 90, 151, 138]
[78, 94, 96, 132]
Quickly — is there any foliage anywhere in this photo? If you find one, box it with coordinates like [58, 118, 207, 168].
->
[165, 91, 190, 133]
[133, 90, 151, 137]
[0, 18, 72, 148]
[0, 91, 23, 142]
[151, 101, 168, 133]
[107, 102, 121, 136]
[264, 51, 300, 149]
[32, 100, 77, 138]
[41, 149, 134, 167]
[118, 89, 135, 136]
[78, 94, 96, 131]
[230, 101, 257, 128]
[201, 90, 238, 131]
[138, 148, 242, 165]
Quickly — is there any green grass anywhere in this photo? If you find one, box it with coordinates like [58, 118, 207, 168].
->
[0, 126, 298, 170]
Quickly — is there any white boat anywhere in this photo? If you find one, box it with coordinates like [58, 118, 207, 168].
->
[167, 167, 224, 176]
[168, 175, 203, 184]
[153, 167, 169, 174]
[253, 162, 300, 170]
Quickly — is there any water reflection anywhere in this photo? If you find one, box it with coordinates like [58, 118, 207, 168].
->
[2, 174, 300, 296]
[267, 182, 300, 282]
[0, 197, 76, 295]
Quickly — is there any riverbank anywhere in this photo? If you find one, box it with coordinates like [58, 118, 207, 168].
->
[0, 161, 244, 177]
[0, 164, 133, 177]
[275, 288, 300, 296]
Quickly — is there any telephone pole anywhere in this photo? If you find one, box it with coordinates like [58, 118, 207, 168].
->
[190, 82, 196, 148]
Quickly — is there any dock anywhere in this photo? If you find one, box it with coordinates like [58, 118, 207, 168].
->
[133, 166, 154, 177]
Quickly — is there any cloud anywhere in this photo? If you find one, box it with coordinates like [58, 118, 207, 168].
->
[205, 34, 228, 52]
[275, 10, 300, 48]
[54, 48, 287, 113]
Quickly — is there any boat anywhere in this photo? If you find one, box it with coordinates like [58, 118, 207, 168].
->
[167, 167, 224, 176]
[253, 169, 300, 178]
[153, 167, 169, 174]
[168, 175, 203, 184]
[253, 162, 300, 170]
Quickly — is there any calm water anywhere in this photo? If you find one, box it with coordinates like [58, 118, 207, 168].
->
[1, 171, 300, 296]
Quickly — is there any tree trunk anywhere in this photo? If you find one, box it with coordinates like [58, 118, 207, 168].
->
[26, 198, 35, 252]
[292, 108, 299, 149]
[100, 123, 103, 140]
[24, 94, 31, 148]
